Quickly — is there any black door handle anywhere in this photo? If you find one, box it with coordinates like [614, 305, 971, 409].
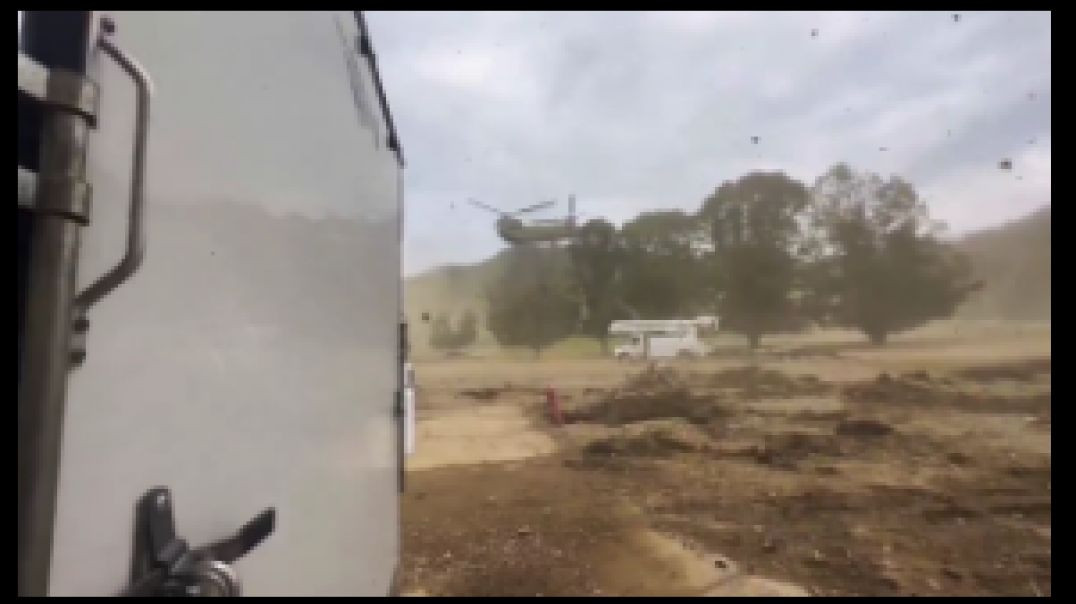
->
[121, 487, 275, 597]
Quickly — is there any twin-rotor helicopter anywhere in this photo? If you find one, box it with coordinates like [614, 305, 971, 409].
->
[467, 195, 580, 245]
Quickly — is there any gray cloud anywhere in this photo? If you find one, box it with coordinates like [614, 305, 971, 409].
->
[365, 11, 1051, 275]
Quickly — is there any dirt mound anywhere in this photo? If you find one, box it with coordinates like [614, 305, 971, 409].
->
[558, 365, 724, 426]
[844, 373, 1051, 415]
[835, 418, 894, 437]
[791, 409, 851, 422]
[459, 384, 544, 401]
[584, 427, 704, 458]
[954, 359, 1051, 382]
[722, 420, 898, 470]
[564, 387, 723, 426]
[899, 370, 934, 382]
[703, 366, 831, 398]
[844, 373, 939, 405]
[742, 432, 847, 470]
[460, 387, 502, 400]
[623, 364, 688, 390]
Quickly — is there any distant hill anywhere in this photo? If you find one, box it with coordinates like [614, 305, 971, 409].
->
[404, 255, 499, 354]
[404, 247, 571, 355]
[955, 205, 1051, 320]
[405, 206, 1051, 352]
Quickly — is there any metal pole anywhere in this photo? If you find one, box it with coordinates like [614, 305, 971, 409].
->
[17, 107, 91, 599]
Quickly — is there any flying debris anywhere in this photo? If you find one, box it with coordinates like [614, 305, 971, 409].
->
[1028, 138, 1036, 145]
[1016, 175, 1024, 181]
[750, 136, 760, 144]
[810, 28, 819, 38]
[998, 158, 1013, 170]
[946, 129, 952, 137]
[952, 13, 961, 22]
[879, 146, 889, 152]
[1027, 92, 1037, 101]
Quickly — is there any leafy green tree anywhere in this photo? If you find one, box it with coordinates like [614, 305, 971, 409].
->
[699, 171, 811, 348]
[568, 218, 625, 353]
[486, 248, 579, 358]
[618, 210, 711, 319]
[429, 309, 478, 353]
[808, 163, 982, 345]
[429, 313, 454, 350]
[456, 309, 478, 348]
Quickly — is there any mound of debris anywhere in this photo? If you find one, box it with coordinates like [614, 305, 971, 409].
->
[623, 364, 689, 390]
[843, 373, 948, 406]
[564, 367, 723, 426]
[953, 359, 1051, 383]
[835, 418, 894, 437]
[703, 366, 832, 399]
[582, 420, 713, 458]
[459, 383, 545, 401]
[843, 373, 1051, 415]
[460, 387, 502, 401]
[746, 432, 847, 470]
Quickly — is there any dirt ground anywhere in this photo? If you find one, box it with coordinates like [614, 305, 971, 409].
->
[400, 324, 1051, 596]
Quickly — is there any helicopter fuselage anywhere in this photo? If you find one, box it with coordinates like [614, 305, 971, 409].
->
[496, 216, 577, 244]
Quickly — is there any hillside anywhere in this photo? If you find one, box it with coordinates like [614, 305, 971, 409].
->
[405, 255, 498, 354]
[405, 247, 572, 354]
[955, 206, 1051, 320]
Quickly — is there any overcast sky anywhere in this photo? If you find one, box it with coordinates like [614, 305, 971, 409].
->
[365, 11, 1051, 276]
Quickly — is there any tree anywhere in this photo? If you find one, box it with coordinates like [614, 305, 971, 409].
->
[486, 248, 579, 358]
[429, 309, 478, 353]
[568, 219, 625, 353]
[809, 163, 982, 345]
[618, 210, 711, 319]
[429, 313, 454, 350]
[457, 309, 478, 348]
[699, 171, 811, 348]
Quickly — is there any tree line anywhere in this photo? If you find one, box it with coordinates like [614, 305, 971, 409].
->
[434, 162, 982, 357]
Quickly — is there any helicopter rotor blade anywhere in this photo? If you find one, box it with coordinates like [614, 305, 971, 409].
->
[512, 200, 556, 215]
[468, 198, 508, 216]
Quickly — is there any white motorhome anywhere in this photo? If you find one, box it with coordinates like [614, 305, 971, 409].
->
[610, 316, 719, 360]
[19, 11, 408, 596]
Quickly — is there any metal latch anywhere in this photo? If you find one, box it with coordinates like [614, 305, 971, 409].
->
[18, 52, 100, 124]
[121, 487, 275, 597]
[17, 53, 97, 225]
[17, 167, 92, 224]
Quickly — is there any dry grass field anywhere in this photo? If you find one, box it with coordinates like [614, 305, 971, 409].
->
[399, 321, 1050, 596]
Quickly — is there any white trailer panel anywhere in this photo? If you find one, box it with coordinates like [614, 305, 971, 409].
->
[43, 11, 403, 596]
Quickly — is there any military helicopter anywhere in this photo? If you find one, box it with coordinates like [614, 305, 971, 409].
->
[468, 195, 579, 245]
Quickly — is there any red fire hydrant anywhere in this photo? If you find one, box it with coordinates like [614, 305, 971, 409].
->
[545, 386, 564, 426]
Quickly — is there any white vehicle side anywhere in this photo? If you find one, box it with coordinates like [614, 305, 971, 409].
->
[610, 317, 718, 360]
[19, 11, 406, 597]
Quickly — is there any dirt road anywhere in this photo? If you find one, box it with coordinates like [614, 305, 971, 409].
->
[400, 325, 1051, 596]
